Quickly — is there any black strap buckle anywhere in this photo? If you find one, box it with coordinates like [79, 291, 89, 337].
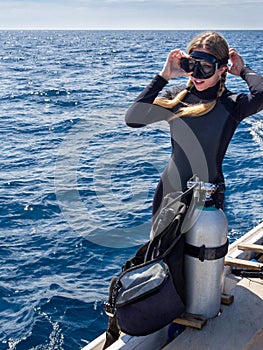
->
[185, 239, 229, 262]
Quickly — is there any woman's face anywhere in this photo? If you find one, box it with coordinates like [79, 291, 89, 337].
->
[189, 49, 227, 91]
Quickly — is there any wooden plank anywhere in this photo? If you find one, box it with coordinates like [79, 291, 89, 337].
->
[238, 243, 263, 254]
[224, 257, 263, 270]
[221, 293, 234, 305]
[174, 313, 207, 330]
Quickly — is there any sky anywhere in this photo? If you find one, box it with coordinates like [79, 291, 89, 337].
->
[1, 0, 262, 30]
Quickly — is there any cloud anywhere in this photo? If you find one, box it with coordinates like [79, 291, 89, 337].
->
[101, 0, 262, 3]
[0, 0, 262, 29]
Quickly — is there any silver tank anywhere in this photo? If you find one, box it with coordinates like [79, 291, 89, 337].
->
[184, 181, 228, 318]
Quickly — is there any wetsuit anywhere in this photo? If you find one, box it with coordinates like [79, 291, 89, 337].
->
[125, 66, 263, 215]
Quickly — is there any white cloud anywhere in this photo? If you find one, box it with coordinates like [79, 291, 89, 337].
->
[0, 0, 262, 29]
[101, 0, 262, 3]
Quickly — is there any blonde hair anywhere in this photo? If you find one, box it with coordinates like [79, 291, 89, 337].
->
[154, 32, 229, 120]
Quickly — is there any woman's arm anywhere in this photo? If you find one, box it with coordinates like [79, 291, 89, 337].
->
[239, 66, 263, 117]
[125, 74, 169, 127]
[125, 50, 189, 127]
[228, 48, 263, 120]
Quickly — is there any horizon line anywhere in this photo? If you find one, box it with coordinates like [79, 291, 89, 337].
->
[1, 28, 263, 31]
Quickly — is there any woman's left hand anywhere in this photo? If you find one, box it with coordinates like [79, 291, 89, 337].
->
[228, 48, 245, 76]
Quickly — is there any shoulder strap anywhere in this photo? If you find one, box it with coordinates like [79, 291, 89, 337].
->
[122, 241, 149, 271]
[145, 201, 187, 261]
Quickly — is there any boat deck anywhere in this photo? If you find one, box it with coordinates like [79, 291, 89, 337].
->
[164, 224, 263, 350]
[83, 223, 263, 350]
[164, 275, 263, 350]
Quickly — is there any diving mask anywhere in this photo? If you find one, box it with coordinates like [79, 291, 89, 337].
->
[180, 51, 228, 79]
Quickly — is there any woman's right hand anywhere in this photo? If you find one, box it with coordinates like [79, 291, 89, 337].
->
[159, 49, 190, 81]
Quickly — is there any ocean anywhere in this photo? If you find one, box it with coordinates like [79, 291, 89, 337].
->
[0, 30, 262, 349]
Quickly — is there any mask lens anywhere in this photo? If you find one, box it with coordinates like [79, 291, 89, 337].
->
[189, 51, 218, 79]
[188, 58, 196, 71]
[192, 61, 216, 79]
[199, 61, 214, 75]
[180, 58, 191, 72]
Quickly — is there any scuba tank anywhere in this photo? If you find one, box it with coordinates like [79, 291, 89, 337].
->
[183, 178, 228, 318]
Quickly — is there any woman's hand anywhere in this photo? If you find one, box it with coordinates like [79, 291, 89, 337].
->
[228, 48, 246, 76]
[159, 49, 190, 81]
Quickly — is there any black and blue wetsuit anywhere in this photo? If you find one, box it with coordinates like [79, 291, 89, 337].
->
[125, 66, 263, 214]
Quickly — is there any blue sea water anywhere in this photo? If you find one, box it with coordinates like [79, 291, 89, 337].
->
[0, 30, 262, 349]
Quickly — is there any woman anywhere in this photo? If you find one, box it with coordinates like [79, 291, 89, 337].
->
[103, 32, 263, 348]
[125, 31, 263, 220]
